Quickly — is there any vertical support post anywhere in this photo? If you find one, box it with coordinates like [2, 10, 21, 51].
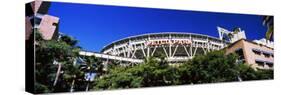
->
[105, 58, 109, 71]
[147, 47, 150, 58]
[141, 43, 146, 58]
[193, 43, 198, 56]
[131, 45, 137, 58]
[207, 37, 210, 52]
[151, 47, 157, 57]
[172, 45, 178, 57]
[190, 42, 193, 57]
[162, 47, 169, 58]
[183, 45, 191, 57]
[122, 47, 126, 57]
[189, 34, 193, 57]
[147, 35, 150, 57]
[169, 34, 172, 57]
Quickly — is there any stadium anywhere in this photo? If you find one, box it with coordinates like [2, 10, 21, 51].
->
[80, 31, 230, 65]
[102, 32, 226, 61]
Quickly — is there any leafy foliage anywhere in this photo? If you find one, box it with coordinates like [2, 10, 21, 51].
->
[34, 30, 273, 93]
[35, 31, 83, 93]
[93, 50, 273, 90]
[263, 16, 274, 41]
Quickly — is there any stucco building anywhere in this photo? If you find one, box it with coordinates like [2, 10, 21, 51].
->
[225, 39, 274, 69]
[25, 0, 59, 40]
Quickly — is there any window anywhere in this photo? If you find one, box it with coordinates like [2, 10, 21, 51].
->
[262, 51, 273, 58]
[52, 23, 58, 26]
[267, 63, 273, 68]
[264, 53, 271, 58]
[252, 48, 261, 55]
[30, 16, 42, 27]
[34, 17, 42, 25]
[235, 48, 245, 62]
[255, 61, 264, 67]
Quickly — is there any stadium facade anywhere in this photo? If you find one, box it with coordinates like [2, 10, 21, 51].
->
[101, 32, 226, 62]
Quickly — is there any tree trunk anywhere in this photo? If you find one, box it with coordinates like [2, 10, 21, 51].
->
[238, 75, 242, 82]
[53, 63, 62, 86]
[85, 82, 89, 91]
[70, 79, 75, 92]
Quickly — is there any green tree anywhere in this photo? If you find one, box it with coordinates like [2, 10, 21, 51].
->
[93, 50, 273, 91]
[35, 31, 81, 93]
[263, 16, 274, 41]
[94, 62, 143, 90]
[80, 55, 104, 91]
[62, 59, 84, 92]
[94, 57, 179, 90]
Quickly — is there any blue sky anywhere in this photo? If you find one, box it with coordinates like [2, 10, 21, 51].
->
[48, 2, 267, 52]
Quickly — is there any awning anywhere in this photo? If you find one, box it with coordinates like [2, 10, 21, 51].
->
[252, 48, 273, 55]
[261, 50, 273, 55]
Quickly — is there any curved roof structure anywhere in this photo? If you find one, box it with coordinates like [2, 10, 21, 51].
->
[101, 32, 224, 52]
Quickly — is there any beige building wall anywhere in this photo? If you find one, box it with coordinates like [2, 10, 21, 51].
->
[38, 15, 59, 40]
[25, 0, 59, 40]
[226, 39, 274, 69]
